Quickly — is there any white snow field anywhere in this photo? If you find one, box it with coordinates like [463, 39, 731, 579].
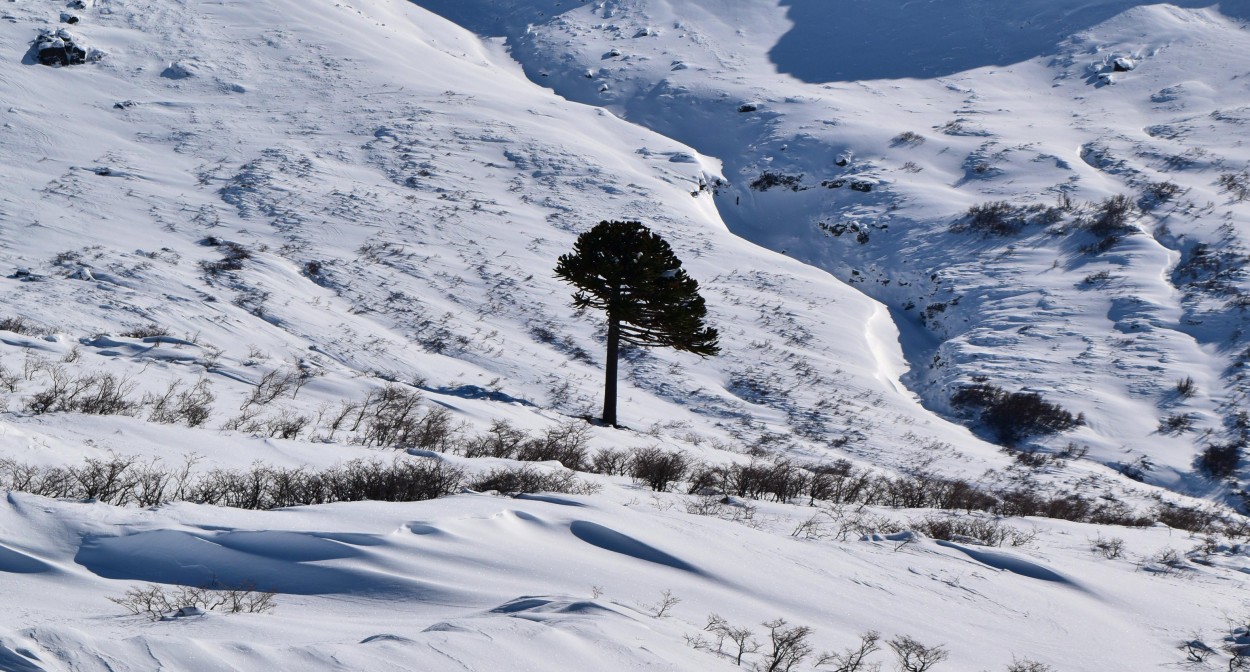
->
[0, 0, 1247, 669]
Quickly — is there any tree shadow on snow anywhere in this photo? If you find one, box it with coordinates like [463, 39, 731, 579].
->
[769, 0, 1250, 83]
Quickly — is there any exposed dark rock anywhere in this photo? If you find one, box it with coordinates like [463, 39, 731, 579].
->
[34, 28, 92, 67]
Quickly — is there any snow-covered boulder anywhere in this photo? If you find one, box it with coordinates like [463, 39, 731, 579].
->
[33, 28, 99, 66]
[1113, 56, 1136, 72]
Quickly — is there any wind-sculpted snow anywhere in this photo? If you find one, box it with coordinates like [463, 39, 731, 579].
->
[569, 520, 706, 575]
[0, 543, 55, 575]
[936, 540, 1088, 590]
[1, 0, 1249, 667]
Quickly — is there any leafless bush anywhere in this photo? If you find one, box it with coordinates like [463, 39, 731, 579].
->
[1079, 194, 1137, 253]
[956, 202, 1026, 236]
[1199, 442, 1243, 480]
[351, 384, 462, 451]
[0, 316, 36, 334]
[1139, 547, 1189, 575]
[815, 631, 881, 671]
[1159, 413, 1195, 434]
[1004, 658, 1054, 672]
[243, 368, 300, 408]
[467, 465, 599, 496]
[645, 589, 681, 617]
[687, 459, 810, 503]
[1141, 180, 1182, 209]
[590, 447, 632, 476]
[759, 619, 813, 672]
[121, 324, 170, 339]
[1176, 376, 1197, 398]
[199, 239, 253, 275]
[25, 369, 140, 416]
[462, 419, 528, 458]
[265, 410, 311, 439]
[685, 495, 759, 527]
[910, 515, 1034, 547]
[701, 613, 760, 666]
[888, 635, 948, 672]
[147, 378, 215, 427]
[1089, 533, 1125, 559]
[515, 421, 591, 470]
[630, 446, 689, 492]
[1154, 503, 1219, 533]
[1219, 171, 1250, 202]
[891, 131, 925, 147]
[951, 382, 1080, 446]
[109, 581, 276, 621]
[0, 455, 463, 508]
[0, 364, 20, 392]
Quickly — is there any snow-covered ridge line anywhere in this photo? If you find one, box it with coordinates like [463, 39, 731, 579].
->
[0, 0, 1248, 668]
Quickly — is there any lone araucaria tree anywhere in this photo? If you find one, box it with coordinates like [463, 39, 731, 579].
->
[554, 220, 719, 427]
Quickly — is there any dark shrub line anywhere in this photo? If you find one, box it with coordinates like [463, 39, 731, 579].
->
[0, 455, 463, 509]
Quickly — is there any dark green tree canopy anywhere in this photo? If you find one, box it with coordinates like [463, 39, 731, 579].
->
[555, 220, 719, 355]
[555, 220, 718, 426]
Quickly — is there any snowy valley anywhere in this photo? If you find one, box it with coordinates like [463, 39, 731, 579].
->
[0, 0, 1249, 669]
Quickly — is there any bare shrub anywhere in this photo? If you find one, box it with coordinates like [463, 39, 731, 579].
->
[685, 495, 759, 527]
[1219, 171, 1250, 202]
[590, 447, 632, 476]
[0, 455, 462, 508]
[462, 419, 528, 458]
[888, 635, 948, 672]
[1159, 413, 1194, 434]
[243, 368, 299, 408]
[759, 619, 813, 672]
[514, 421, 591, 469]
[25, 369, 139, 417]
[467, 465, 599, 496]
[1089, 534, 1125, 559]
[891, 131, 925, 147]
[815, 631, 881, 671]
[1154, 503, 1219, 533]
[199, 239, 253, 275]
[265, 410, 310, 439]
[1079, 194, 1137, 253]
[630, 446, 689, 492]
[702, 613, 760, 665]
[1086, 194, 1136, 237]
[687, 459, 810, 503]
[1004, 658, 1054, 672]
[0, 364, 19, 392]
[109, 581, 276, 621]
[1198, 442, 1243, 480]
[645, 589, 681, 618]
[910, 515, 1034, 547]
[1141, 180, 1182, 208]
[1176, 376, 1197, 398]
[121, 324, 170, 339]
[0, 316, 34, 334]
[951, 382, 1080, 445]
[957, 202, 1025, 236]
[1139, 547, 1189, 575]
[352, 384, 462, 451]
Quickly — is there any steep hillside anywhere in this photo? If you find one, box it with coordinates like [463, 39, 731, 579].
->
[0, 0, 1248, 670]
[417, 0, 1250, 500]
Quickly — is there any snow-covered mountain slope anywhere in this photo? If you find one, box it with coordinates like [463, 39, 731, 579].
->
[1, 0, 1249, 669]
[417, 0, 1250, 498]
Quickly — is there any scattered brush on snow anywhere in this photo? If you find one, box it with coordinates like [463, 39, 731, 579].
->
[109, 581, 277, 621]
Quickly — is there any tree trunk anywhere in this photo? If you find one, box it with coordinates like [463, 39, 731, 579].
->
[603, 315, 619, 427]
